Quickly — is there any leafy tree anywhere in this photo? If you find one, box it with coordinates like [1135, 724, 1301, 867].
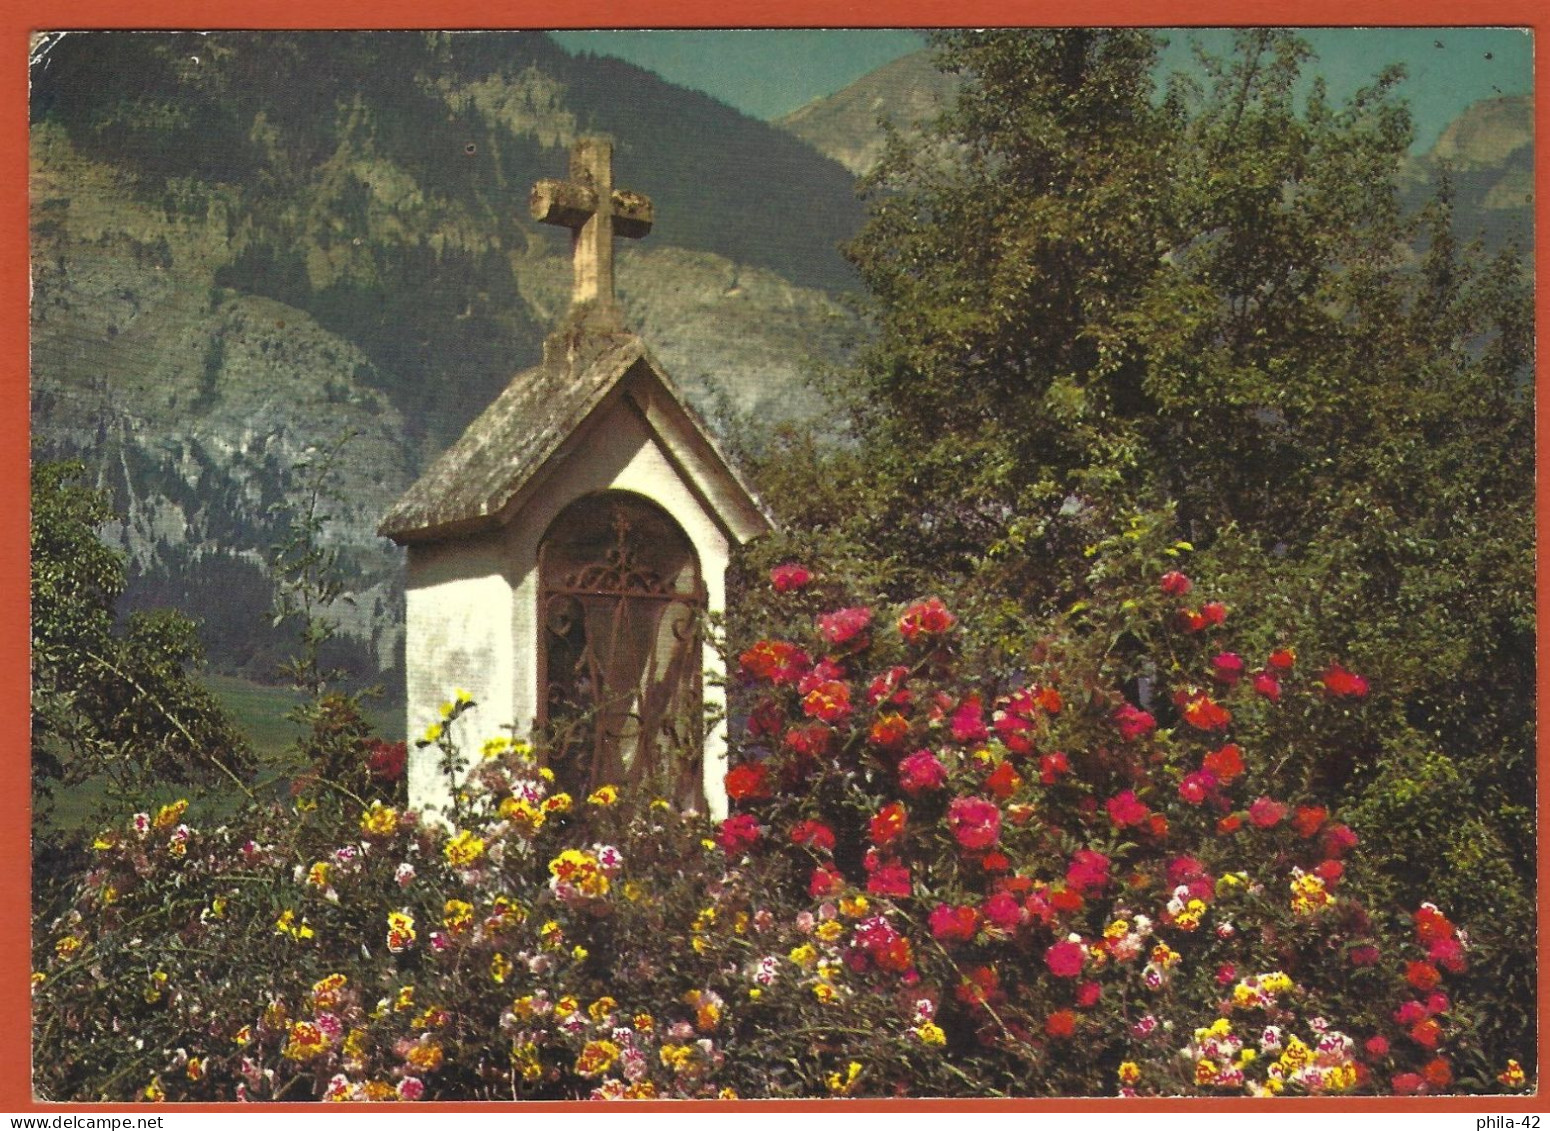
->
[746, 28, 1532, 1066]
[31, 458, 253, 803]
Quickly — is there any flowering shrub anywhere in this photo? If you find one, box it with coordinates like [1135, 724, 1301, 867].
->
[33, 552, 1533, 1099]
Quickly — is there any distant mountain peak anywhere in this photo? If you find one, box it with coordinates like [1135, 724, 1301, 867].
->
[776, 50, 958, 177]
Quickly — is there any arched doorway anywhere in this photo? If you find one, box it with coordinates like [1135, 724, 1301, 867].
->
[538, 492, 705, 805]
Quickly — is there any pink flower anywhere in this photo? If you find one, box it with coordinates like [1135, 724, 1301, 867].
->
[1211, 652, 1245, 684]
[1179, 771, 1215, 805]
[1248, 797, 1287, 829]
[1160, 570, 1192, 597]
[1113, 703, 1156, 741]
[1065, 849, 1110, 895]
[1075, 981, 1101, 1008]
[928, 904, 978, 943]
[1349, 945, 1381, 967]
[770, 563, 812, 593]
[899, 597, 956, 643]
[898, 749, 947, 795]
[980, 892, 1023, 931]
[949, 696, 989, 744]
[789, 820, 836, 853]
[784, 724, 832, 759]
[946, 796, 1002, 851]
[867, 666, 912, 707]
[1106, 790, 1150, 828]
[1322, 824, 1360, 857]
[716, 814, 762, 853]
[1365, 1036, 1390, 1059]
[1044, 940, 1086, 978]
[809, 864, 845, 899]
[1251, 671, 1282, 702]
[396, 1077, 425, 1101]
[864, 859, 913, 899]
[817, 606, 872, 649]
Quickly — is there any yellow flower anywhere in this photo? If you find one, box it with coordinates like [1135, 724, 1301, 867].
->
[343, 1029, 370, 1061]
[788, 944, 817, 969]
[540, 920, 564, 948]
[633, 1012, 655, 1033]
[499, 796, 546, 832]
[1195, 1059, 1218, 1086]
[1324, 1064, 1358, 1093]
[659, 1043, 695, 1072]
[571, 945, 589, 962]
[588, 996, 618, 1022]
[360, 803, 399, 837]
[490, 953, 513, 985]
[54, 936, 83, 960]
[554, 995, 579, 1020]
[587, 784, 619, 806]
[543, 792, 573, 814]
[915, 1022, 946, 1046]
[233, 1025, 252, 1047]
[421, 721, 444, 744]
[816, 920, 845, 943]
[512, 1040, 543, 1082]
[826, 1061, 863, 1095]
[153, 799, 189, 830]
[443, 899, 475, 934]
[306, 861, 331, 889]
[443, 830, 486, 868]
[1118, 1061, 1141, 1085]
[394, 985, 415, 1012]
[143, 1078, 165, 1103]
[1290, 870, 1331, 915]
[622, 881, 643, 902]
[575, 1039, 621, 1077]
[284, 1021, 329, 1061]
[1499, 1059, 1527, 1089]
[838, 895, 870, 918]
[1104, 919, 1131, 940]
[312, 973, 348, 1008]
[386, 910, 416, 952]
[275, 910, 314, 941]
[813, 983, 838, 1004]
[481, 735, 511, 759]
[406, 1040, 444, 1072]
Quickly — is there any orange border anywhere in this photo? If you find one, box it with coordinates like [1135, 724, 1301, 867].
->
[6, 0, 1545, 1115]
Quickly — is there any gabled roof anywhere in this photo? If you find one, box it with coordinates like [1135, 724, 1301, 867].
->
[378, 324, 774, 546]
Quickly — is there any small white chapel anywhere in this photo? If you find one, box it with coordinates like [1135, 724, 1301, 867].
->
[379, 136, 773, 822]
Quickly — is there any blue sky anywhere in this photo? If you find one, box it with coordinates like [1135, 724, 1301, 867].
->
[550, 27, 1533, 152]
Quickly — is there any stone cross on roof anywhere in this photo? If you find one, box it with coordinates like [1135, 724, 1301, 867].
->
[530, 136, 654, 328]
